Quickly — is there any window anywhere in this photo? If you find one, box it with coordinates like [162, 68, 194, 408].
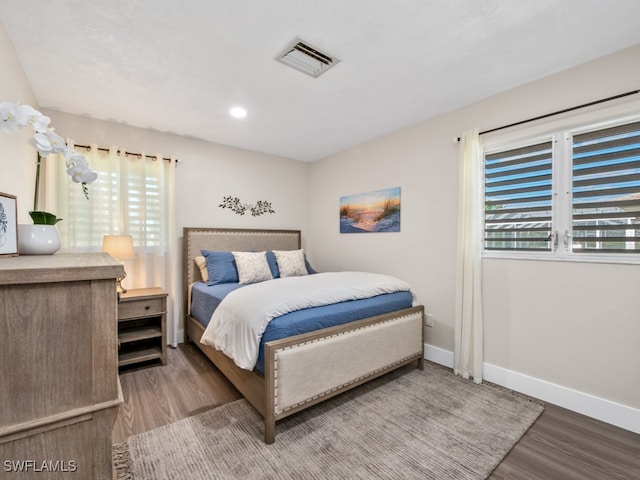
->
[65, 167, 164, 249]
[484, 118, 640, 261]
[571, 121, 640, 253]
[484, 140, 553, 252]
[52, 147, 173, 252]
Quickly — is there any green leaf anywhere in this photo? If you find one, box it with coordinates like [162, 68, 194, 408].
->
[29, 211, 62, 225]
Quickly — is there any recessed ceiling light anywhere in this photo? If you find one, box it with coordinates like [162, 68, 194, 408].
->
[230, 107, 247, 119]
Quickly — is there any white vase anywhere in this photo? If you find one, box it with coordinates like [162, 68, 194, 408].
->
[18, 224, 62, 255]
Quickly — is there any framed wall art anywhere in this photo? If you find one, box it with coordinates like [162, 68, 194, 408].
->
[340, 186, 401, 233]
[0, 192, 18, 257]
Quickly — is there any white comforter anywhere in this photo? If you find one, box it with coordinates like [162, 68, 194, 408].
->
[200, 271, 417, 370]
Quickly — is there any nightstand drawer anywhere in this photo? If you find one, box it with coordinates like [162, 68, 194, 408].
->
[118, 297, 165, 319]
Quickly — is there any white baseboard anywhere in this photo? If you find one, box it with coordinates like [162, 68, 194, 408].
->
[424, 343, 454, 368]
[424, 343, 640, 435]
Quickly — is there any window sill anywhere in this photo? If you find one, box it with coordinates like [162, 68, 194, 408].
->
[482, 251, 640, 266]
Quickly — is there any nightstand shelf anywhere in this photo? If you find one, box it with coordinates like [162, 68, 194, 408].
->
[118, 287, 167, 368]
[118, 346, 163, 367]
[119, 326, 162, 343]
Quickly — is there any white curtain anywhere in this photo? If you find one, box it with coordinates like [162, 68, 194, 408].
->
[45, 144, 178, 345]
[454, 129, 484, 384]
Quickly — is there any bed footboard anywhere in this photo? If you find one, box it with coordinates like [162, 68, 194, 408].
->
[263, 305, 424, 443]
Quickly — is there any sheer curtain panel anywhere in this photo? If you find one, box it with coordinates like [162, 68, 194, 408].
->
[45, 144, 177, 345]
[454, 129, 484, 383]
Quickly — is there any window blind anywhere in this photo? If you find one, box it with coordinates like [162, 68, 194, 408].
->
[484, 141, 553, 252]
[572, 121, 640, 253]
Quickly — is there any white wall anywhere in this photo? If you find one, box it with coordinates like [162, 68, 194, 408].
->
[309, 44, 640, 418]
[0, 20, 38, 223]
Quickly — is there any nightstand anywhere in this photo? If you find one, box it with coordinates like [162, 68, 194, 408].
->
[117, 287, 167, 368]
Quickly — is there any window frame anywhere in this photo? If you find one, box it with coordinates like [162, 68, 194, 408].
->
[482, 112, 640, 265]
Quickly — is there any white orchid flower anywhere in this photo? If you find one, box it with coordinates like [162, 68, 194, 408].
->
[29, 128, 67, 156]
[67, 162, 98, 184]
[0, 103, 50, 133]
[45, 128, 67, 153]
[19, 105, 51, 133]
[0, 102, 23, 132]
[29, 132, 54, 156]
[63, 149, 87, 168]
[65, 151, 98, 184]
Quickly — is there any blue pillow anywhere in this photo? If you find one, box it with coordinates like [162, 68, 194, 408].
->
[266, 251, 280, 278]
[200, 250, 239, 285]
[305, 256, 317, 274]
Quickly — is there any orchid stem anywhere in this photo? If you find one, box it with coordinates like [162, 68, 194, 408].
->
[33, 152, 42, 212]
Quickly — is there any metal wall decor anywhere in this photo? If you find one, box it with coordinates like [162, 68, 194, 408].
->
[219, 196, 275, 217]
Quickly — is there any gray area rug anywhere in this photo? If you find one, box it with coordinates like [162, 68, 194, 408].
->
[113, 363, 543, 480]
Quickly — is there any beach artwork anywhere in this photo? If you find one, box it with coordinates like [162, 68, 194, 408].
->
[340, 187, 401, 233]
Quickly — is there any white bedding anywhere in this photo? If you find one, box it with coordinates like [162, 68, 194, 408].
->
[199, 271, 418, 370]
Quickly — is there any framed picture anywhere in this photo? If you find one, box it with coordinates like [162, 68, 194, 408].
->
[340, 186, 401, 233]
[0, 192, 18, 257]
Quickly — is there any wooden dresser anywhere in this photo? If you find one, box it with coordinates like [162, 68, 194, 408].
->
[0, 253, 123, 479]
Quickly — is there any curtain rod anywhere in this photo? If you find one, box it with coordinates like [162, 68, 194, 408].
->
[73, 143, 179, 163]
[456, 89, 640, 142]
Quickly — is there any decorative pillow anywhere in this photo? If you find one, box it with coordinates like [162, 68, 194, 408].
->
[194, 255, 209, 283]
[273, 249, 309, 277]
[200, 250, 239, 285]
[266, 250, 317, 277]
[232, 251, 273, 284]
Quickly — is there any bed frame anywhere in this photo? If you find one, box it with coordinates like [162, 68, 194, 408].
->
[183, 227, 425, 443]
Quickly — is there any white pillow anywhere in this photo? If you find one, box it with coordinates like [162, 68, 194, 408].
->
[273, 249, 308, 277]
[232, 251, 273, 284]
[194, 255, 209, 283]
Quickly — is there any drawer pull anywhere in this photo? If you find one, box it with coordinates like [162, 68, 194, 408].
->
[145, 305, 150, 310]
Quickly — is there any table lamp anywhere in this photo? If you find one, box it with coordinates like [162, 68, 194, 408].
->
[102, 235, 135, 294]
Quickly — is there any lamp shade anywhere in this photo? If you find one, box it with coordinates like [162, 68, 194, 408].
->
[102, 235, 135, 261]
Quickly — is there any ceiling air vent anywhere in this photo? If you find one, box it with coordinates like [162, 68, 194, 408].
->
[275, 36, 340, 78]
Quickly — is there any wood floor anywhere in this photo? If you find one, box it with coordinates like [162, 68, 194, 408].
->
[113, 344, 640, 480]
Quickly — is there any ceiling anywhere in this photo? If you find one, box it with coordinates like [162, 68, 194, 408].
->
[2, 1, 640, 162]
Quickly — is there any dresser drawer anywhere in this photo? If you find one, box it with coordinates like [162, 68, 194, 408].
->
[118, 297, 165, 319]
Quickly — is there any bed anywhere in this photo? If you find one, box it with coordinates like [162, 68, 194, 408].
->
[183, 227, 425, 443]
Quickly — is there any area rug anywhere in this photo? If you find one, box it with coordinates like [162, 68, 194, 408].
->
[113, 363, 543, 480]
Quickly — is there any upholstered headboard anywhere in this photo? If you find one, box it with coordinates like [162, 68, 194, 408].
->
[182, 227, 301, 313]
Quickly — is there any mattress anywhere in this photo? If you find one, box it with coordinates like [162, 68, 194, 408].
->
[191, 282, 243, 327]
[190, 281, 414, 374]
